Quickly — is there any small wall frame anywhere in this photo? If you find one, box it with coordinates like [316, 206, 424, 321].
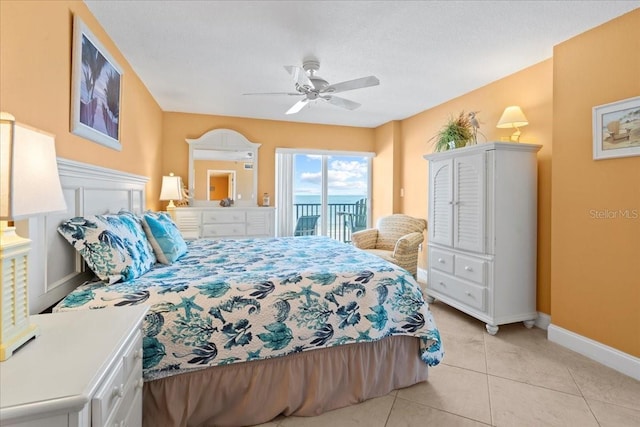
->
[593, 96, 640, 160]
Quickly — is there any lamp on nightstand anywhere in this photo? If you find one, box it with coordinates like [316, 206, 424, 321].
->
[0, 112, 67, 360]
[159, 173, 183, 218]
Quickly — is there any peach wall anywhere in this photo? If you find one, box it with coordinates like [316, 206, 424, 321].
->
[373, 121, 401, 220]
[398, 60, 554, 314]
[0, 0, 163, 210]
[551, 10, 640, 357]
[161, 112, 375, 209]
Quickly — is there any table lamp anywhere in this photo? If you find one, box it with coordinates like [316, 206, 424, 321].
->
[496, 106, 529, 142]
[159, 173, 183, 217]
[0, 112, 67, 360]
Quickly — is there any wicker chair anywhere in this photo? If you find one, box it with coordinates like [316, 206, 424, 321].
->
[351, 214, 427, 278]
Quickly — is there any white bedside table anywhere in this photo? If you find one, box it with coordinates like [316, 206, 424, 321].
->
[0, 306, 148, 427]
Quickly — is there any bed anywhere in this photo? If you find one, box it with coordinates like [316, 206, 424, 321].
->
[31, 160, 443, 427]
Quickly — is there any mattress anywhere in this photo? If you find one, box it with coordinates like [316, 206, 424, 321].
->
[54, 236, 443, 381]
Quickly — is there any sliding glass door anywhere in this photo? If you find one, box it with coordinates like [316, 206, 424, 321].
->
[276, 149, 372, 242]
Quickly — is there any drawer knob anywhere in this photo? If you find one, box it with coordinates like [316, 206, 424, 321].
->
[136, 378, 144, 390]
[464, 266, 473, 271]
[438, 281, 446, 287]
[134, 349, 143, 360]
[113, 384, 124, 398]
[465, 291, 472, 297]
[438, 258, 445, 263]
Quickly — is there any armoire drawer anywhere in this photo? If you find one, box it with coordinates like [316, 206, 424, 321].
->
[202, 210, 246, 224]
[429, 247, 454, 274]
[202, 223, 246, 237]
[429, 269, 486, 312]
[454, 254, 487, 285]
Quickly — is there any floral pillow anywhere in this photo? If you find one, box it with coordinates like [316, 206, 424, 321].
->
[141, 211, 187, 264]
[57, 212, 157, 283]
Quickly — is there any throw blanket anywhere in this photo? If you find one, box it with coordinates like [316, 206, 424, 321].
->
[54, 236, 443, 381]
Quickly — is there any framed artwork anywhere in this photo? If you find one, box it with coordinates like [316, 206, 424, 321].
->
[593, 96, 640, 160]
[70, 15, 123, 151]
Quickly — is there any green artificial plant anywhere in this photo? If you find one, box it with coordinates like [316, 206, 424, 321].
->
[430, 111, 474, 152]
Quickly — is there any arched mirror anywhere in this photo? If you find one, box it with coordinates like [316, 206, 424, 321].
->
[186, 129, 260, 206]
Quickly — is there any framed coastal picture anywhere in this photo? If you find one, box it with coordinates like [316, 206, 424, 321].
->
[70, 15, 123, 151]
[593, 96, 640, 160]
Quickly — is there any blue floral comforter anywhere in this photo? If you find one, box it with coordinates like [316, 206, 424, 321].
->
[54, 236, 443, 381]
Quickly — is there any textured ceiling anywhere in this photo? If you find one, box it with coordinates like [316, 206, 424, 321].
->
[85, 1, 638, 128]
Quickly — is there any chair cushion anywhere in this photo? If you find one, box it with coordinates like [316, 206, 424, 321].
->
[365, 248, 395, 264]
[375, 214, 427, 251]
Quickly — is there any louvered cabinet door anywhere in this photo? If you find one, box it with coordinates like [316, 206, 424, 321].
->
[428, 158, 453, 247]
[453, 152, 485, 253]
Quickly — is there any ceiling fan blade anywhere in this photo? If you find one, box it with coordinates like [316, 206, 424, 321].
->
[284, 65, 313, 89]
[323, 76, 380, 94]
[324, 95, 361, 110]
[242, 92, 302, 96]
[285, 98, 309, 115]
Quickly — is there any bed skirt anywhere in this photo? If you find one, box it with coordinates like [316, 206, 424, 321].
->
[143, 335, 428, 427]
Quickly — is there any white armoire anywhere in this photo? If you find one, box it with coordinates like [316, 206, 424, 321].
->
[424, 142, 541, 334]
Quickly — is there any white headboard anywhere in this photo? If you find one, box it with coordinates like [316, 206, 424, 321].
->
[16, 158, 149, 314]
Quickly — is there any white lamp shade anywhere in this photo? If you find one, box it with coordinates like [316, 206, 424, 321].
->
[159, 174, 183, 201]
[1, 113, 67, 221]
[496, 106, 529, 129]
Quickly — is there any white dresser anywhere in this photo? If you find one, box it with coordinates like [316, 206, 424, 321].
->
[174, 206, 275, 240]
[424, 142, 541, 335]
[0, 306, 148, 427]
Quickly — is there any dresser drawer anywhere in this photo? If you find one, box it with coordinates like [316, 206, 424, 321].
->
[202, 223, 246, 237]
[106, 365, 143, 427]
[122, 331, 143, 383]
[116, 381, 143, 427]
[429, 247, 454, 274]
[92, 358, 125, 427]
[429, 269, 485, 312]
[92, 327, 142, 427]
[202, 210, 246, 224]
[454, 254, 486, 285]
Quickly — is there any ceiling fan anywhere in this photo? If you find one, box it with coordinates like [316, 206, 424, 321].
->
[243, 59, 380, 115]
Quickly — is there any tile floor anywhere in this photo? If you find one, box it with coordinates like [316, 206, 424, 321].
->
[256, 301, 640, 427]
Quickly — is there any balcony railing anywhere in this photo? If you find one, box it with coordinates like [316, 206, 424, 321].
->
[294, 202, 366, 243]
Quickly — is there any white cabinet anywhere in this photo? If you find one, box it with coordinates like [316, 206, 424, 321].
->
[0, 306, 148, 427]
[174, 207, 275, 239]
[424, 142, 541, 334]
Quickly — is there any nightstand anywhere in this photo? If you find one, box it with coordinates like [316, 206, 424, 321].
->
[0, 306, 148, 427]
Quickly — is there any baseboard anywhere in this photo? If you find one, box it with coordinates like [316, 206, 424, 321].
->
[535, 312, 551, 330]
[548, 324, 640, 381]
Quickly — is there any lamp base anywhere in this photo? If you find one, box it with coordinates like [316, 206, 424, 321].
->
[0, 323, 39, 361]
[0, 222, 39, 361]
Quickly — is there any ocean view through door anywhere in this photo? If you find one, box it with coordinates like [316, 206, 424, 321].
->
[285, 151, 372, 241]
